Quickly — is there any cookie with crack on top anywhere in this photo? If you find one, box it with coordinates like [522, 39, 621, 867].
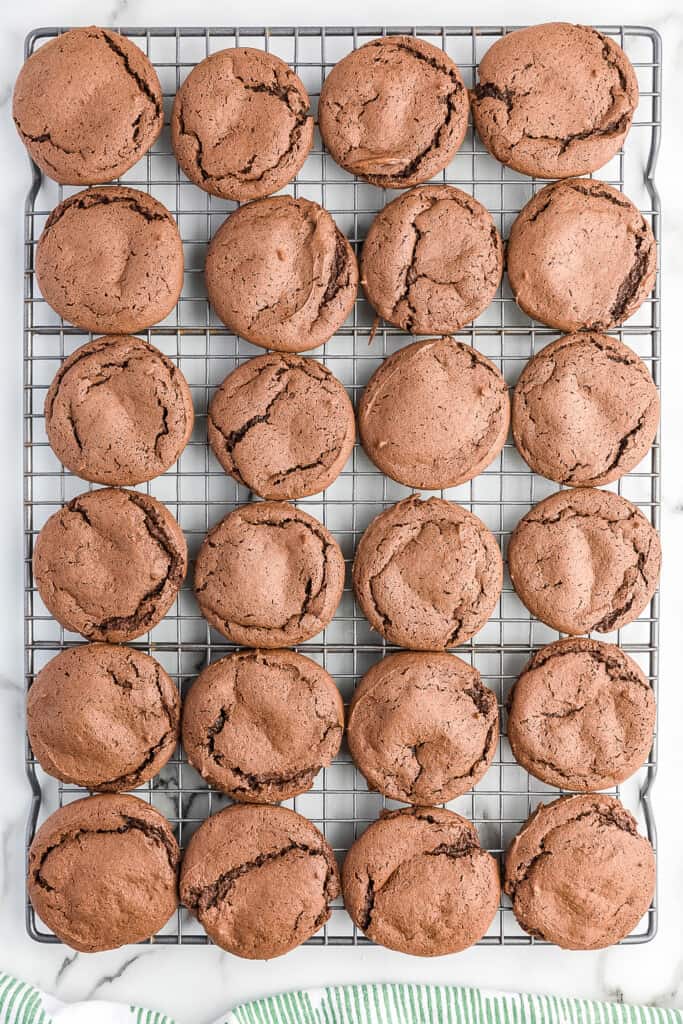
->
[507, 488, 660, 635]
[507, 638, 655, 791]
[32, 487, 187, 643]
[194, 502, 345, 647]
[13, 27, 163, 185]
[205, 196, 358, 352]
[471, 23, 638, 180]
[506, 179, 656, 331]
[180, 803, 340, 958]
[358, 337, 509, 490]
[27, 643, 180, 792]
[319, 36, 469, 189]
[35, 186, 184, 334]
[352, 495, 503, 650]
[171, 47, 313, 202]
[208, 353, 355, 499]
[361, 186, 503, 333]
[512, 333, 659, 487]
[342, 807, 500, 955]
[28, 793, 180, 952]
[505, 794, 655, 949]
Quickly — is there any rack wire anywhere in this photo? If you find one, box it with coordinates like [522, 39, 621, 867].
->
[23, 24, 661, 946]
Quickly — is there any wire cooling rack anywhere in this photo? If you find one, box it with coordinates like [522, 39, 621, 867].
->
[23, 24, 661, 947]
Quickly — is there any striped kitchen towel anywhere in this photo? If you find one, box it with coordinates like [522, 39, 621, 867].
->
[0, 976, 681, 1024]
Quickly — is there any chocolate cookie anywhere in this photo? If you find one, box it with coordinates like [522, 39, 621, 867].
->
[45, 335, 194, 485]
[507, 179, 657, 331]
[358, 338, 509, 490]
[512, 333, 659, 487]
[180, 803, 339, 958]
[318, 36, 469, 188]
[194, 502, 345, 647]
[507, 638, 655, 791]
[504, 794, 655, 949]
[208, 353, 355, 499]
[182, 649, 343, 802]
[353, 495, 503, 650]
[172, 47, 313, 202]
[347, 652, 498, 804]
[36, 186, 184, 333]
[361, 186, 503, 333]
[342, 807, 500, 955]
[28, 793, 180, 952]
[33, 487, 187, 642]
[508, 488, 660, 635]
[13, 27, 163, 184]
[28, 643, 180, 791]
[205, 196, 358, 352]
[471, 24, 639, 179]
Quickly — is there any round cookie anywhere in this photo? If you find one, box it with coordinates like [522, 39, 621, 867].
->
[504, 794, 655, 949]
[361, 186, 503, 333]
[507, 638, 655, 792]
[512, 333, 659, 487]
[347, 652, 499, 804]
[180, 803, 339, 958]
[28, 793, 179, 952]
[172, 47, 313, 202]
[507, 179, 657, 332]
[45, 335, 195, 485]
[13, 27, 163, 185]
[358, 337, 509, 490]
[36, 186, 184, 333]
[353, 495, 503, 650]
[208, 353, 355, 499]
[33, 487, 187, 643]
[205, 196, 358, 352]
[342, 807, 500, 955]
[471, 24, 639, 179]
[182, 649, 344, 802]
[28, 643, 180, 791]
[194, 502, 345, 647]
[318, 36, 469, 189]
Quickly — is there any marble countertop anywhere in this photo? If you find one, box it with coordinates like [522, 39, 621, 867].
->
[1, 1, 682, 1021]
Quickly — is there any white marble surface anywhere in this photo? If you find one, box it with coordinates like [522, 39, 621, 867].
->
[0, 1, 682, 1021]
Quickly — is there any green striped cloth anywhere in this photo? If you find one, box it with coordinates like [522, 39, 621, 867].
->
[0, 976, 681, 1024]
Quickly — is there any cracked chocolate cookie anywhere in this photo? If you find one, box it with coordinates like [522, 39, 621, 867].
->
[28, 643, 180, 792]
[318, 36, 469, 189]
[45, 335, 195, 485]
[358, 338, 509, 490]
[13, 27, 163, 185]
[347, 652, 498, 805]
[504, 794, 655, 949]
[342, 807, 500, 955]
[33, 487, 187, 642]
[36, 186, 184, 333]
[508, 488, 660, 635]
[205, 196, 358, 352]
[180, 803, 340, 958]
[507, 179, 657, 331]
[361, 186, 503, 333]
[182, 649, 343, 802]
[171, 47, 313, 202]
[471, 24, 638, 180]
[512, 333, 659, 487]
[194, 502, 345, 647]
[507, 638, 655, 792]
[208, 353, 355, 499]
[353, 495, 503, 650]
[28, 793, 180, 952]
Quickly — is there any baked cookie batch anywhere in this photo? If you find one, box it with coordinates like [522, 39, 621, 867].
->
[17, 24, 659, 957]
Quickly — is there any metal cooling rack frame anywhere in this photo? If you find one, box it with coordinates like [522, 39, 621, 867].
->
[23, 24, 662, 946]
